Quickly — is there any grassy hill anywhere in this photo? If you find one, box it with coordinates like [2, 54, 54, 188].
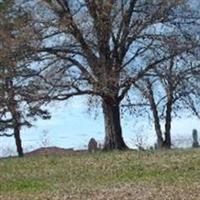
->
[0, 149, 200, 200]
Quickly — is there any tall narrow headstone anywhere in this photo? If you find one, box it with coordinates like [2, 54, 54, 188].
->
[192, 129, 199, 148]
[88, 138, 97, 152]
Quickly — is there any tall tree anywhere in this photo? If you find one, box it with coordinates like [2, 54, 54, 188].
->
[31, 0, 197, 150]
[124, 39, 200, 149]
[0, 1, 50, 157]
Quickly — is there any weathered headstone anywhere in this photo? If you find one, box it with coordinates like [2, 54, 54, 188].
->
[88, 138, 97, 152]
[192, 129, 199, 148]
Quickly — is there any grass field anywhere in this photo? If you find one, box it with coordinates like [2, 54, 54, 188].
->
[0, 149, 200, 200]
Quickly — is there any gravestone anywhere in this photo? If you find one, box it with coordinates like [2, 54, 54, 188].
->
[88, 138, 97, 152]
[192, 129, 199, 148]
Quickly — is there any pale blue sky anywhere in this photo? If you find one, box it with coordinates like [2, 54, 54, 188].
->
[1, 96, 200, 156]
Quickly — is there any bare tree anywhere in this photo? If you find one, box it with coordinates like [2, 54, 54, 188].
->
[28, 0, 197, 150]
[126, 38, 200, 149]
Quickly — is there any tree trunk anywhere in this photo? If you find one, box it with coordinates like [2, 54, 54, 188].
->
[164, 98, 173, 149]
[6, 78, 24, 157]
[146, 81, 164, 148]
[152, 106, 164, 148]
[102, 96, 128, 150]
[14, 125, 23, 157]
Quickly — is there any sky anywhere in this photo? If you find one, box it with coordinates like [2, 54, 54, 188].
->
[1, 95, 200, 157]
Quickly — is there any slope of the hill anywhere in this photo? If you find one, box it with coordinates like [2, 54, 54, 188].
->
[0, 149, 200, 200]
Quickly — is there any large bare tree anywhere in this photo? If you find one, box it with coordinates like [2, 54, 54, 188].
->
[31, 0, 197, 150]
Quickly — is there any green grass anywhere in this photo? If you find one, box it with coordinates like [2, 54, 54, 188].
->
[0, 149, 200, 199]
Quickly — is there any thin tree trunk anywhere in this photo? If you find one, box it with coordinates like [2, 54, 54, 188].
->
[14, 124, 23, 157]
[151, 103, 164, 148]
[102, 96, 128, 150]
[163, 59, 174, 149]
[164, 98, 173, 148]
[6, 79, 24, 157]
[146, 81, 164, 148]
[13, 104, 23, 157]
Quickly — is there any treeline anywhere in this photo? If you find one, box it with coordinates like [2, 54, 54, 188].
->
[0, 0, 200, 157]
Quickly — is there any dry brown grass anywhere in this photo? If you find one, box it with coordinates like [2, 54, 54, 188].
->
[0, 149, 200, 199]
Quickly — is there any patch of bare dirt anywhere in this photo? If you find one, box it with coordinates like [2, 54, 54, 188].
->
[25, 147, 87, 157]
